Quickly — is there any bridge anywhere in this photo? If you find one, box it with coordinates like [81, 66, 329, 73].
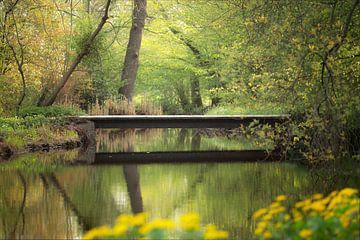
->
[76, 115, 290, 129]
[71, 115, 289, 164]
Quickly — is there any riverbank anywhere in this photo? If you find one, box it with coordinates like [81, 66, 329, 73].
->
[0, 116, 85, 161]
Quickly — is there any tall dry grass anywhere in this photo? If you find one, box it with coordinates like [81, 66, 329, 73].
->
[89, 98, 162, 115]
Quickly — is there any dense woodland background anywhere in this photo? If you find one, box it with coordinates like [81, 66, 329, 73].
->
[1, 0, 359, 162]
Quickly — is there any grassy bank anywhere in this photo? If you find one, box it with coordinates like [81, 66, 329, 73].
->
[0, 106, 83, 159]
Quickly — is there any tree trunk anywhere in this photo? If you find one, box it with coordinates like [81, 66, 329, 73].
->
[176, 83, 190, 111]
[38, 0, 111, 106]
[123, 164, 143, 214]
[118, 0, 147, 100]
[190, 75, 202, 109]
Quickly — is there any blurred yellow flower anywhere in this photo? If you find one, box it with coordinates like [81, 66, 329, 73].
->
[131, 212, 148, 226]
[310, 201, 325, 212]
[82, 226, 112, 240]
[112, 224, 127, 236]
[276, 195, 287, 202]
[263, 231, 272, 239]
[180, 212, 200, 231]
[116, 214, 132, 226]
[253, 208, 268, 220]
[340, 188, 358, 196]
[139, 218, 175, 235]
[312, 193, 323, 200]
[299, 228, 312, 238]
[204, 224, 229, 240]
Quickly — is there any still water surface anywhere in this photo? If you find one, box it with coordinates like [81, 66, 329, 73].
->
[0, 129, 358, 239]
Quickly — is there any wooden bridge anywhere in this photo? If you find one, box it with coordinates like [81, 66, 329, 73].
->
[77, 115, 290, 129]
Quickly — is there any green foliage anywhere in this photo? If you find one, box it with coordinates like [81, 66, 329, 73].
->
[18, 105, 83, 118]
[0, 116, 79, 150]
[206, 105, 286, 115]
[0, 151, 78, 173]
[0, 115, 49, 129]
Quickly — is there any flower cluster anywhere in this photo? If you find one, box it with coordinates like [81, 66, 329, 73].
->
[253, 188, 359, 239]
[82, 212, 228, 240]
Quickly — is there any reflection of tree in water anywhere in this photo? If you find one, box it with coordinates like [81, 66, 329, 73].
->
[42, 173, 93, 231]
[0, 171, 82, 239]
[123, 165, 143, 214]
[96, 128, 208, 153]
[96, 129, 162, 152]
[191, 129, 201, 151]
[308, 164, 360, 195]
[8, 172, 27, 238]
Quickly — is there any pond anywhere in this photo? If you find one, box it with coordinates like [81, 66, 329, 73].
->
[0, 129, 358, 239]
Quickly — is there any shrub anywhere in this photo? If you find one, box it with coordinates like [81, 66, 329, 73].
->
[82, 212, 228, 240]
[252, 188, 359, 239]
[18, 105, 83, 118]
[0, 116, 49, 129]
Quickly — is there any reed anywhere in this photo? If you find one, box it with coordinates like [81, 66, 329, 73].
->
[89, 98, 162, 115]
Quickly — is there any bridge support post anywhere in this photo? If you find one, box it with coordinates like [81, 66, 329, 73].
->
[71, 119, 96, 164]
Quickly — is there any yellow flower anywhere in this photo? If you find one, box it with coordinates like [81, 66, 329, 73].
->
[299, 228, 312, 238]
[139, 218, 175, 235]
[116, 214, 132, 226]
[270, 202, 282, 209]
[180, 212, 200, 231]
[295, 199, 311, 209]
[269, 206, 286, 215]
[263, 231, 272, 239]
[112, 224, 127, 236]
[276, 195, 287, 202]
[328, 195, 343, 209]
[254, 227, 264, 235]
[340, 188, 358, 197]
[312, 193, 323, 200]
[131, 212, 148, 226]
[204, 224, 229, 240]
[262, 213, 273, 221]
[310, 201, 325, 212]
[253, 208, 268, 220]
[82, 226, 112, 240]
[329, 191, 338, 197]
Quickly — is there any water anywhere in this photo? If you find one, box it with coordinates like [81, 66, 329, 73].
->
[0, 129, 358, 239]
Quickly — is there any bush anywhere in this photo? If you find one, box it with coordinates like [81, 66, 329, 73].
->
[18, 105, 83, 118]
[252, 188, 359, 239]
[0, 116, 49, 129]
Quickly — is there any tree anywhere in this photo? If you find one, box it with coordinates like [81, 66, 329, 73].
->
[1, 0, 25, 113]
[38, 0, 112, 106]
[118, 0, 147, 101]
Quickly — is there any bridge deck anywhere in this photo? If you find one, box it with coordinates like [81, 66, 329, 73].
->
[77, 115, 290, 128]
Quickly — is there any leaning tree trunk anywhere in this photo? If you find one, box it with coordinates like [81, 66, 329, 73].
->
[38, 0, 111, 106]
[118, 0, 147, 100]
